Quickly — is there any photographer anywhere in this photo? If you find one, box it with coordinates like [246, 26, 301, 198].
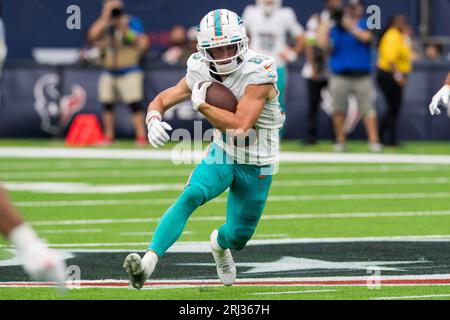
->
[318, 0, 381, 153]
[302, 0, 343, 145]
[88, 0, 150, 146]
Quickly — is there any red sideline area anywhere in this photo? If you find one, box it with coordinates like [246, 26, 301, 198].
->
[1, 277, 450, 288]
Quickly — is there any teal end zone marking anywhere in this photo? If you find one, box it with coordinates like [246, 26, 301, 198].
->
[214, 9, 223, 37]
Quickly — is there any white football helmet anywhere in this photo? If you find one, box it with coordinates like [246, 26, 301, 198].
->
[197, 9, 249, 75]
[257, 0, 282, 15]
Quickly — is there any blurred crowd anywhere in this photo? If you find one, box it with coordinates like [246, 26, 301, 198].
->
[80, 0, 449, 149]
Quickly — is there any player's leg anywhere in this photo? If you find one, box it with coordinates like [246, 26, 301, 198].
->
[98, 73, 116, 144]
[0, 184, 23, 236]
[0, 185, 66, 285]
[306, 79, 326, 144]
[276, 66, 288, 137]
[118, 71, 147, 145]
[211, 164, 273, 285]
[124, 144, 234, 289]
[128, 102, 147, 145]
[218, 165, 272, 250]
[123, 183, 207, 289]
[330, 75, 349, 151]
[354, 76, 382, 151]
[376, 70, 400, 146]
[102, 103, 115, 143]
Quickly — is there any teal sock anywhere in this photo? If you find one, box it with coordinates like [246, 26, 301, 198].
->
[148, 185, 204, 257]
[276, 67, 287, 138]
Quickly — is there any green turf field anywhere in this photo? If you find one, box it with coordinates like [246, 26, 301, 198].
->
[0, 140, 449, 300]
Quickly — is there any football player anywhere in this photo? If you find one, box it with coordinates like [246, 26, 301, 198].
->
[123, 9, 285, 289]
[242, 0, 305, 136]
[0, 184, 66, 286]
[429, 72, 450, 115]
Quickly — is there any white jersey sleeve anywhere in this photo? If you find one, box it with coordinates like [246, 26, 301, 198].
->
[186, 53, 206, 90]
[283, 7, 304, 37]
[243, 54, 278, 87]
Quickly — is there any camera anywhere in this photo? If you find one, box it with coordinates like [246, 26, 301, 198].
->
[330, 8, 344, 28]
[111, 8, 124, 18]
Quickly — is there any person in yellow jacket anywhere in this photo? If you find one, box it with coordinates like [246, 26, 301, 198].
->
[376, 14, 413, 147]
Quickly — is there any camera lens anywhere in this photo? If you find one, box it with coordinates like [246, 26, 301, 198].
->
[111, 8, 123, 18]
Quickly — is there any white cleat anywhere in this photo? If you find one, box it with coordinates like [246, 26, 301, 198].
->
[369, 143, 383, 153]
[210, 229, 236, 286]
[123, 252, 157, 290]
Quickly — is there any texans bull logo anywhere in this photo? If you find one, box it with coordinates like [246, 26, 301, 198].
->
[34, 74, 87, 135]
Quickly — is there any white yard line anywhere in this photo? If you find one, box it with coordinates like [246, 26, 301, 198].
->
[372, 294, 450, 300]
[253, 234, 289, 238]
[1, 164, 449, 176]
[1, 147, 450, 164]
[3, 177, 449, 194]
[250, 289, 338, 295]
[118, 231, 193, 236]
[3, 182, 185, 194]
[0, 160, 170, 171]
[1, 275, 450, 289]
[279, 165, 450, 174]
[36, 229, 103, 234]
[2, 235, 450, 251]
[2, 167, 450, 179]
[27, 210, 450, 227]
[14, 192, 450, 207]
[272, 177, 450, 187]
[0, 169, 191, 179]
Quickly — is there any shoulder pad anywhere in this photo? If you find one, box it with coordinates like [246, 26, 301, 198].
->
[187, 52, 205, 72]
[186, 53, 208, 90]
[242, 51, 277, 85]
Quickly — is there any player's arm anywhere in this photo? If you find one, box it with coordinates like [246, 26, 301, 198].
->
[0, 185, 23, 236]
[280, 9, 305, 62]
[148, 76, 191, 115]
[146, 77, 192, 148]
[293, 34, 306, 56]
[429, 72, 450, 115]
[196, 84, 274, 133]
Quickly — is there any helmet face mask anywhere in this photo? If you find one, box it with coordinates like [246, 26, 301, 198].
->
[197, 9, 249, 75]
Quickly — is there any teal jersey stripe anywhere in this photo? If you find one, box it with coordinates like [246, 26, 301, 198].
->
[214, 9, 223, 36]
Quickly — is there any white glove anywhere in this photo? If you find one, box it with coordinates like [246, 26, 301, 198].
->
[429, 85, 450, 116]
[20, 240, 67, 286]
[145, 111, 172, 148]
[191, 81, 212, 111]
[9, 224, 66, 287]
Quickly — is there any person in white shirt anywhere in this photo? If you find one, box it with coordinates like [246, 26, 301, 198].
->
[242, 0, 305, 136]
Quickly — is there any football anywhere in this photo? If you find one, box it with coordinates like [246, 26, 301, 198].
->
[201, 81, 238, 113]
